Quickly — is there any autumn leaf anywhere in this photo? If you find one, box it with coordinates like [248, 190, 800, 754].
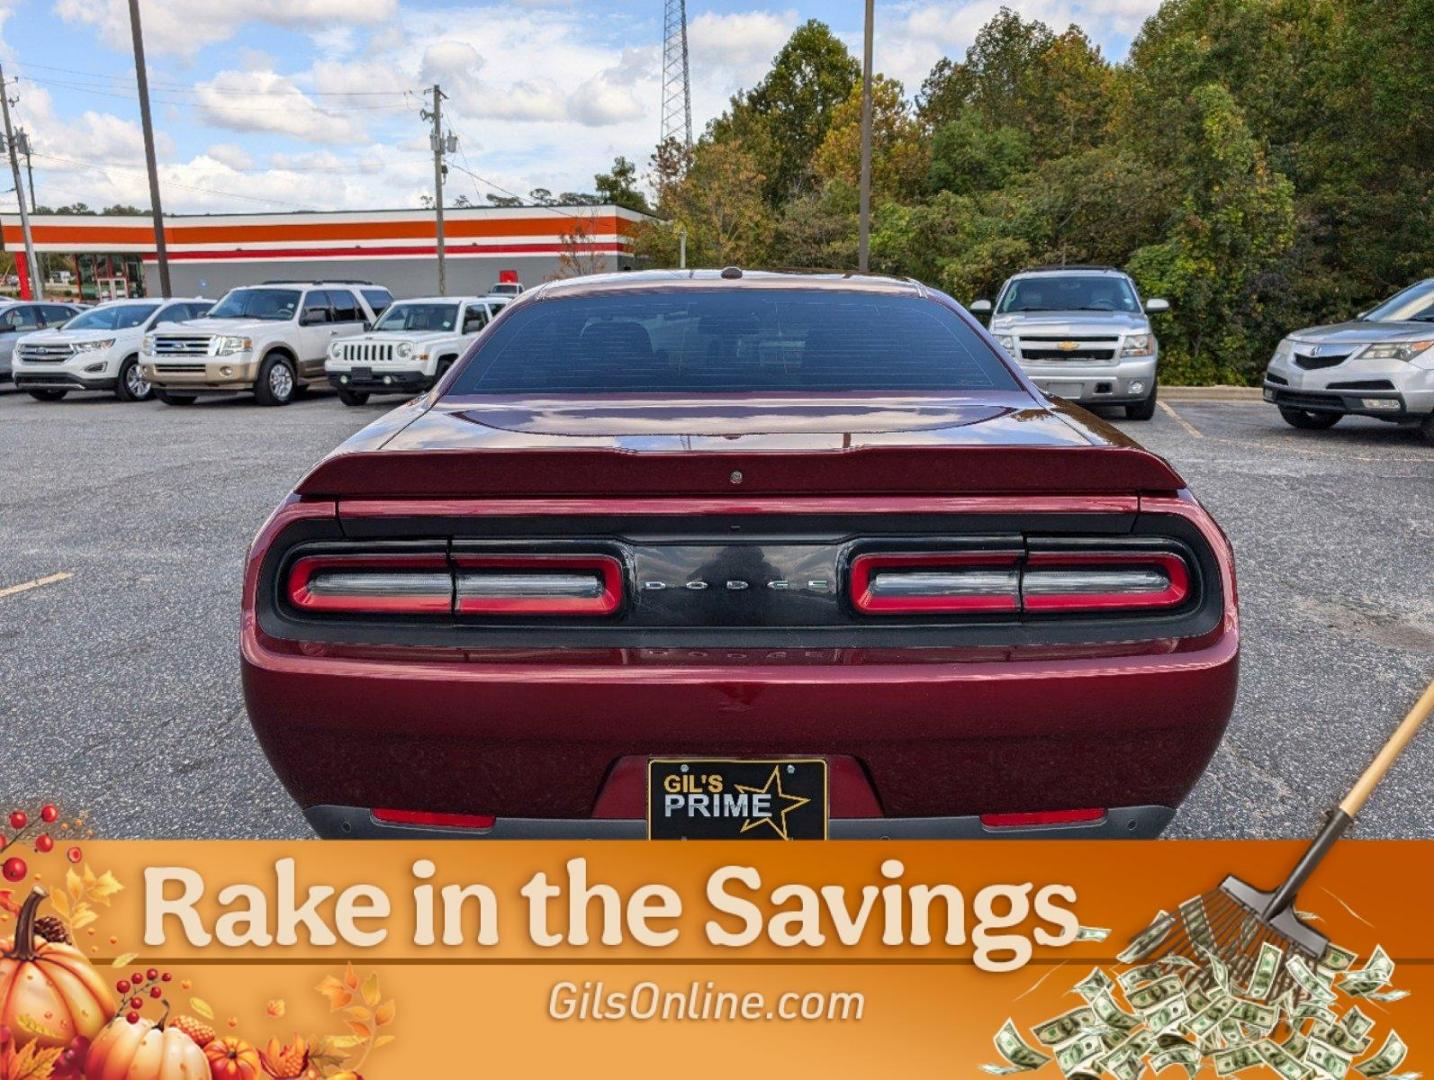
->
[360, 972, 381, 1008]
[0, 890, 20, 917]
[373, 1034, 396, 1049]
[65, 869, 83, 905]
[87, 869, 124, 905]
[3, 1041, 64, 1080]
[265, 999, 286, 1019]
[342, 963, 359, 990]
[373, 1000, 395, 1027]
[315, 975, 353, 1011]
[342, 1006, 371, 1025]
[344, 1021, 371, 1040]
[189, 997, 215, 1020]
[321, 1035, 365, 1053]
[47, 891, 69, 920]
[111, 952, 138, 968]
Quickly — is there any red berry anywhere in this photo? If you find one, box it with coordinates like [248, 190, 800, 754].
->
[131, 972, 143, 985]
[146, 968, 159, 981]
[2, 857, 26, 882]
[8, 811, 26, 831]
[129, 997, 143, 1010]
[35, 835, 54, 853]
[161, 972, 172, 982]
[126, 1012, 139, 1025]
[149, 986, 162, 999]
[40, 805, 58, 824]
[116, 980, 130, 994]
[66, 846, 82, 864]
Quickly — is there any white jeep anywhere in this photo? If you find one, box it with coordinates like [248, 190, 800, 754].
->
[12, 297, 211, 402]
[324, 295, 509, 405]
[140, 281, 392, 406]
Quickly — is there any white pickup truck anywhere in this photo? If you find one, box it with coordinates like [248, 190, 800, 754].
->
[141, 281, 393, 406]
[12, 297, 212, 402]
[324, 294, 509, 405]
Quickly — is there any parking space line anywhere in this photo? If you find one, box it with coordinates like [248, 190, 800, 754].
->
[1158, 400, 1203, 438]
[0, 571, 74, 600]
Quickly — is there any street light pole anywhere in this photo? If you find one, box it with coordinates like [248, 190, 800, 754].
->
[858, 0, 874, 273]
[127, 0, 171, 297]
[0, 66, 43, 300]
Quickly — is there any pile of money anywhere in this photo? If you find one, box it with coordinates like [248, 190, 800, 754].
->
[983, 901, 1415, 1080]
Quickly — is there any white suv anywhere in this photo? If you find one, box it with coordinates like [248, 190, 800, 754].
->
[325, 295, 508, 405]
[141, 281, 392, 406]
[12, 297, 212, 402]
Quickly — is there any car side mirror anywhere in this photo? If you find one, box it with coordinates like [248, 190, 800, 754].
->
[1145, 298, 1170, 314]
[969, 299, 992, 315]
[362, 320, 373, 331]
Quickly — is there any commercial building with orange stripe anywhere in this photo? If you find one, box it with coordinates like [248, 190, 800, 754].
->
[1, 204, 652, 301]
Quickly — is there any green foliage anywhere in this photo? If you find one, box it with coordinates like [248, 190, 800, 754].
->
[594, 156, 650, 213]
[638, 3, 1431, 385]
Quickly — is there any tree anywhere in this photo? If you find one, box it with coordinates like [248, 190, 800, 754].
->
[633, 139, 772, 267]
[594, 155, 650, 213]
[812, 75, 927, 201]
[553, 212, 611, 278]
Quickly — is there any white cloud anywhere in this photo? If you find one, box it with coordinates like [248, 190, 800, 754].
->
[689, 9, 798, 81]
[193, 70, 363, 144]
[205, 142, 254, 170]
[567, 47, 653, 127]
[53, 0, 397, 58]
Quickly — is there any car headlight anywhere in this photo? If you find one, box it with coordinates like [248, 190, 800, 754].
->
[1121, 334, 1155, 357]
[327, 341, 342, 359]
[994, 334, 1015, 352]
[73, 339, 116, 353]
[1272, 338, 1294, 364]
[1360, 340, 1433, 363]
[395, 342, 413, 359]
[142, 334, 156, 353]
[213, 335, 252, 355]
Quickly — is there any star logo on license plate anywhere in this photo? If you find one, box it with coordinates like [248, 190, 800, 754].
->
[735, 765, 813, 840]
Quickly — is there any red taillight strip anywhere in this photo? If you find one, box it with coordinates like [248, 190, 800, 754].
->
[1021, 552, 1189, 612]
[287, 554, 452, 614]
[981, 808, 1106, 829]
[453, 554, 624, 616]
[372, 808, 496, 830]
[850, 552, 1022, 614]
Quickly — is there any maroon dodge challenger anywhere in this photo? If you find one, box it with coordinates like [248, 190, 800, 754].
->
[242, 270, 1238, 840]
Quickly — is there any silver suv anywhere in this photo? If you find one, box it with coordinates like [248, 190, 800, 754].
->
[972, 267, 1169, 420]
[1263, 279, 1434, 444]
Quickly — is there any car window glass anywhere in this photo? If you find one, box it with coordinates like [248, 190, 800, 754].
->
[110, 304, 160, 329]
[361, 289, 393, 316]
[187, 303, 213, 319]
[6, 307, 41, 330]
[997, 276, 1140, 314]
[447, 289, 1019, 396]
[303, 291, 334, 323]
[329, 290, 361, 323]
[1364, 281, 1434, 323]
[210, 288, 301, 320]
[375, 303, 459, 332]
[462, 305, 490, 333]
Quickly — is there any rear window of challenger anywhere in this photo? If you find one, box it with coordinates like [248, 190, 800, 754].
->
[445, 288, 1018, 395]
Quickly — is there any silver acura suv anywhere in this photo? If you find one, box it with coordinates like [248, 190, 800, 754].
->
[972, 266, 1168, 420]
[1263, 278, 1434, 444]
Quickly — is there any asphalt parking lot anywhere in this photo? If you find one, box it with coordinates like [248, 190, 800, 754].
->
[0, 387, 1430, 840]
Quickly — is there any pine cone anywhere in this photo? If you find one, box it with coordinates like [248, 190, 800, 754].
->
[33, 915, 70, 944]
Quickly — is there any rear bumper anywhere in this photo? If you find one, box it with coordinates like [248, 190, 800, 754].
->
[305, 803, 1176, 840]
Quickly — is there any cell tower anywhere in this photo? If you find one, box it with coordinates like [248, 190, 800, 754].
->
[660, 0, 692, 149]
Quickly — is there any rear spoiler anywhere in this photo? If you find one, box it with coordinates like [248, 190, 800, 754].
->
[295, 445, 1186, 499]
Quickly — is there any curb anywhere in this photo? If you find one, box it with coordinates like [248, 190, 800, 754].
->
[1162, 385, 1263, 402]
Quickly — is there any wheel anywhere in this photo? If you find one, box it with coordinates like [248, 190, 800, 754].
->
[434, 357, 455, 384]
[1419, 414, 1434, 446]
[337, 387, 370, 406]
[254, 353, 297, 406]
[1278, 406, 1341, 430]
[1125, 381, 1158, 421]
[114, 355, 153, 402]
[26, 388, 67, 402]
[156, 390, 197, 406]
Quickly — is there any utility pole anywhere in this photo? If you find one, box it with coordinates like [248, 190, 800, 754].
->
[858, 0, 874, 273]
[0, 66, 43, 301]
[127, 0, 171, 296]
[422, 85, 450, 295]
[16, 130, 35, 211]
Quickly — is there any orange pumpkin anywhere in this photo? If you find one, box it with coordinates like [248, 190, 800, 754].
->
[85, 1014, 209, 1080]
[0, 888, 115, 1050]
[204, 1036, 261, 1080]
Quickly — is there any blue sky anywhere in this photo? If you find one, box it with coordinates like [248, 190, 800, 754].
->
[0, 0, 1160, 215]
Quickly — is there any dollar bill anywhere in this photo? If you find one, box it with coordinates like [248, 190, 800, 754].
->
[1056, 1033, 1107, 1076]
[1128, 975, 1185, 1014]
[1151, 1044, 1201, 1078]
[1307, 1037, 1354, 1079]
[1074, 967, 1114, 1002]
[1246, 941, 1284, 1001]
[1118, 911, 1176, 964]
[1200, 946, 1232, 994]
[1259, 1039, 1313, 1080]
[1229, 999, 1279, 1033]
[1090, 991, 1140, 1034]
[1188, 997, 1236, 1039]
[1146, 996, 1191, 1034]
[1342, 1007, 1375, 1040]
[1283, 1032, 1309, 1059]
[1362, 989, 1409, 1003]
[1034, 1006, 1098, 1047]
[1179, 895, 1217, 952]
[1288, 955, 1339, 1005]
[1319, 943, 1358, 973]
[984, 1019, 1053, 1074]
[1076, 925, 1112, 942]
[1340, 947, 1394, 997]
[1355, 1032, 1407, 1078]
[1214, 1045, 1263, 1076]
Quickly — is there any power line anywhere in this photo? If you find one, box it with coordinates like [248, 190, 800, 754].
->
[18, 74, 415, 113]
[17, 60, 414, 97]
